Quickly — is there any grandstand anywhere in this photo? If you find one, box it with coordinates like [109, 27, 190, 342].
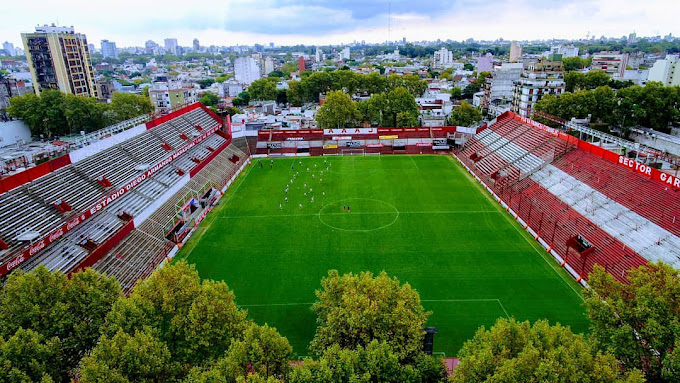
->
[0, 103, 249, 291]
[456, 111, 680, 283]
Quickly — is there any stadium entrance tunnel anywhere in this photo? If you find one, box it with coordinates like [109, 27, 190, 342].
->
[317, 198, 399, 232]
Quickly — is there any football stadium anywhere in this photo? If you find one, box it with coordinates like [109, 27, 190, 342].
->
[1, 102, 679, 380]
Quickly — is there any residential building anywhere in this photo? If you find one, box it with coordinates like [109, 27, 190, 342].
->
[164, 38, 178, 55]
[145, 40, 157, 55]
[100, 39, 118, 59]
[592, 52, 629, 78]
[483, 62, 524, 108]
[95, 78, 115, 102]
[315, 47, 322, 62]
[298, 56, 306, 73]
[549, 45, 579, 58]
[264, 56, 275, 75]
[2, 42, 16, 56]
[509, 42, 522, 62]
[234, 57, 261, 84]
[477, 53, 494, 73]
[339, 47, 350, 60]
[193, 38, 200, 51]
[433, 47, 454, 67]
[647, 54, 680, 86]
[0, 78, 29, 113]
[512, 54, 565, 117]
[148, 80, 198, 114]
[21, 25, 98, 97]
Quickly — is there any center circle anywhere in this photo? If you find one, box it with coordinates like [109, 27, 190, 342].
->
[317, 198, 400, 232]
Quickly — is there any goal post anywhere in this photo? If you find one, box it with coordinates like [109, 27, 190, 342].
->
[340, 149, 365, 156]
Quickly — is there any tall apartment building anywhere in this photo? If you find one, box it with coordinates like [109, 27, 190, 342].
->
[512, 54, 565, 117]
[550, 45, 579, 58]
[234, 57, 261, 84]
[647, 54, 680, 86]
[591, 52, 629, 78]
[0, 78, 29, 112]
[315, 47, 323, 62]
[264, 56, 275, 74]
[339, 47, 350, 60]
[483, 62, 524, 107]
[21, 25, 98, 97]
[477, 53, 494, 73]
[509, 42, 522, 62]
[148, 80, 198, 114]
[164, 38, 178, 55]
[101, 39, 118, 59]
[193, 38, 200, 51]
[2, 42, 16, 57]
[433, 47, 453, 67]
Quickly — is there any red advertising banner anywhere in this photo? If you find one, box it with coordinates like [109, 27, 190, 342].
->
[0, 125, 219, 277]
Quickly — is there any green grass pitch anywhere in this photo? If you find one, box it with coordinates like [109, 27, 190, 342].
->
[176, 155, 587, 357]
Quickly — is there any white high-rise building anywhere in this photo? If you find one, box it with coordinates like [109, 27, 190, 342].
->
[101, 39, 118, 59]
[315, 47, 322, 62]
[433, 47, 453, 67]
[234, 57, 261, 84]
[2, 42, 16, 56]
[264, 56, 275, 75]
[164, 38, 178, 55]
[485, 62, 524, 105]
[648, 54, 680, 86]
[550, 45, 579, 58]
[340, 47, 350, 60]
[509, 42, 522, 62]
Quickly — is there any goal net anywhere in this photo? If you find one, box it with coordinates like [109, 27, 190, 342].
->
[341, 149, 365, 156]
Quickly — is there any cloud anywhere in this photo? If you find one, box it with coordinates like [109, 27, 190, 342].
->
[0, 0, 678, 47]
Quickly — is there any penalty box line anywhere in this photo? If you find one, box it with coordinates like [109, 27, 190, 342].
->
[239, 298, 511, 318]
[218, 210, 501, 219]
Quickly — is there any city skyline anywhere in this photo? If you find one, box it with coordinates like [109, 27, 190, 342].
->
[1, 0, 679, 49]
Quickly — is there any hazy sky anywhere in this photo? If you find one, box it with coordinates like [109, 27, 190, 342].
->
[2, 0, 679, 48]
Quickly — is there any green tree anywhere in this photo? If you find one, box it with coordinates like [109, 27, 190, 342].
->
[563, 57, 589, 71]
[109, 92, 153, 121]
[387, 87, 420, 127]
[315, 90, 360, 129]
[232, 91, 251, 107]
[224, 106, 241, 117]
[565, 71, 586, 92]
[80, 328, 175, 383]
[186, 323, 292, 382]
[200, 92, 221, 107]
[463, 63, 474, 71]
[287, 80, 304, 106]
[454, 318, 644, 383]
[0, 266, 121, 382]
[585, 70, 611, 90]
[402, 74, 428, 97]
[289, 341, 447, 383]
[267, 70, 286, 78]
[0, 328, 61, 383]
[248, 78, 278, 101]
[584, 262, 680, 382]
[310, 270, 429, 361]
[96, 261, 248, 379]
[450, 87, 463, 100]
[196, 79, 215, 89]
[448, 101, 482, 126]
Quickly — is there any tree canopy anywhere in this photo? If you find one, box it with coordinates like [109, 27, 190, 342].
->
[310, 270, 430, 361]
[82, 261, 249, 381]
[448, 101, 482, 127]
[199, 92, 221, 107]
[315, 90, 361, 129]
[454, 317, 644, 383]
[248, 78, 278, 101]
[584, 262, 680, 382]
[535, 82, 680, 132]
[0, 266, 121, 382]
[7, 90, 152, 138]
